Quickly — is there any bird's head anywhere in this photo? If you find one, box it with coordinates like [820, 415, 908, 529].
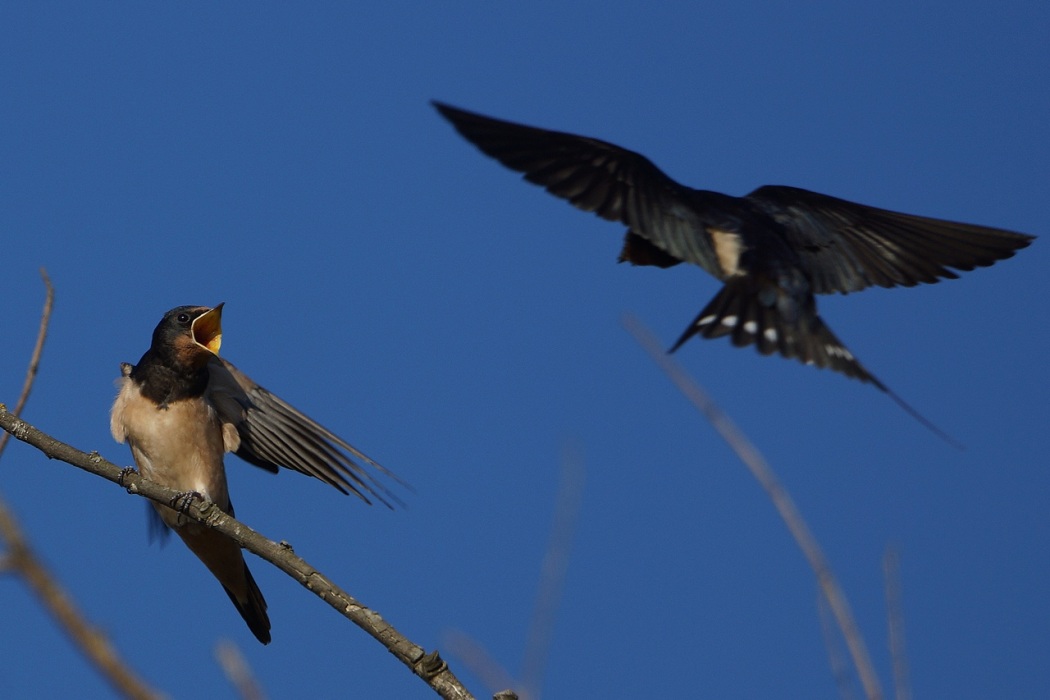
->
[151, 303, 224, 369]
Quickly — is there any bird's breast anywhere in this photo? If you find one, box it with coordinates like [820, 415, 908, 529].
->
[112, 380, 231, 509]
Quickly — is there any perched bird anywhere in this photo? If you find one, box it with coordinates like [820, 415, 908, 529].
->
[111, 304, 402, 644]
[434, 102, 1034, 436]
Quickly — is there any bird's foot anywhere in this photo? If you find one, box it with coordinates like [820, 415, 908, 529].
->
[416, 649, 448, 678]
[170, 490, 204, 514]
[117, 467, 138, 488]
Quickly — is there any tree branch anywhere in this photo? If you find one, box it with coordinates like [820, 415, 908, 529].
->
[0, 405, 475, 700]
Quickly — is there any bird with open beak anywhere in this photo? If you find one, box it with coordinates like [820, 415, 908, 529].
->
[110, 304, 402, 644]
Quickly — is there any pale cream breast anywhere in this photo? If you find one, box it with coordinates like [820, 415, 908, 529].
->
[111, 380, 231, 510]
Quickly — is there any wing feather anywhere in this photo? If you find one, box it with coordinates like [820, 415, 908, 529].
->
[434, 101, 731, 278]
[206, 357, 406, 507]
[747, 185, 1033, 294]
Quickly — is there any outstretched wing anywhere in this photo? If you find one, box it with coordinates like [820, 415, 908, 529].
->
[434, 101, 736, 279]
[206, 357, 406, 508]
[746, 185, 1034, 294]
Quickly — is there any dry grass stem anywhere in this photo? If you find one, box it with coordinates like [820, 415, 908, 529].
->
[624, 313, 883, 700]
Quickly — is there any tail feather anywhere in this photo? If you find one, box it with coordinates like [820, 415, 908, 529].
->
[671, 277, 878, 383]
[179, 517, 271, 645]
[672, 277, 877, 377]
[669, 278, 961, 448]
[222, 562, 271, 645]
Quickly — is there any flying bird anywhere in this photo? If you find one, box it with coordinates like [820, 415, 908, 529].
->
[111, 304, 402, 644]
[433, 101, 1034, 436]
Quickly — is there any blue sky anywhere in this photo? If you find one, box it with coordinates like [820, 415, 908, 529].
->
[1, 3, 1047, 698]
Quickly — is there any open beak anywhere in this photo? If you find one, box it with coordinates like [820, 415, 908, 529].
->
[191, 303, 224, 355]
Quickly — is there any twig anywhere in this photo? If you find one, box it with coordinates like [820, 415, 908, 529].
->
[0, 496, 164, 700]
[818, 589, 859, 700]
[0, 270, 163, 699]
[0, 405, 474, 700]
[623, 314, 884, 700]
[521, 444, 585, 700]
[443, 630, 518, 696]
[883, 547, 911, 700]
[0, 268, 53, 461]
[215, 639, 266, 700]
[445, 446, 584, 700]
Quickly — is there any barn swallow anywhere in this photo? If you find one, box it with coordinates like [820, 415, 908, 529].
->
[433, 102, 1034, 434]
[110, 304, 402, 644]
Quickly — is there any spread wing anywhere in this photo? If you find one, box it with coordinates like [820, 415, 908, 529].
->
[434, 101, 735, 279]
[206, 357, 406, 508]
[746, 185, 1034, 294]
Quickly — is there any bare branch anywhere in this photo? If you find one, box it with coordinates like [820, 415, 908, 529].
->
[521, 445, 585, 700]
[623, 314, 884, 700]
[443, 629, 517, 695]
[0, 495, 164, 700]
[215, 639, 266, 700]
[883, 547, 911, 700]
[445, 447, 583, 700]
[0, 268, 54, 461]
[818, 589, 859, 700]
[0, 405, 475, 700]
[0, 270, 165, 699]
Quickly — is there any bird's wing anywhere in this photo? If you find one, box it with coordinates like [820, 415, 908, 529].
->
[206, 357, 405, 507]
[746, 185, 1034, 294]
[434, 101, 733, 277]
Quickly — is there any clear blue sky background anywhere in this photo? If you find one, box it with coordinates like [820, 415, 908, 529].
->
[1, 4, 1047, 699]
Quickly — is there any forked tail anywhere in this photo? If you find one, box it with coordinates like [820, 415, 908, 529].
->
[670, 278, 962, 448]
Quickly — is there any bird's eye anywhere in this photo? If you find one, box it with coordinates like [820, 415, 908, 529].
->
[176, 313, 191, 324]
